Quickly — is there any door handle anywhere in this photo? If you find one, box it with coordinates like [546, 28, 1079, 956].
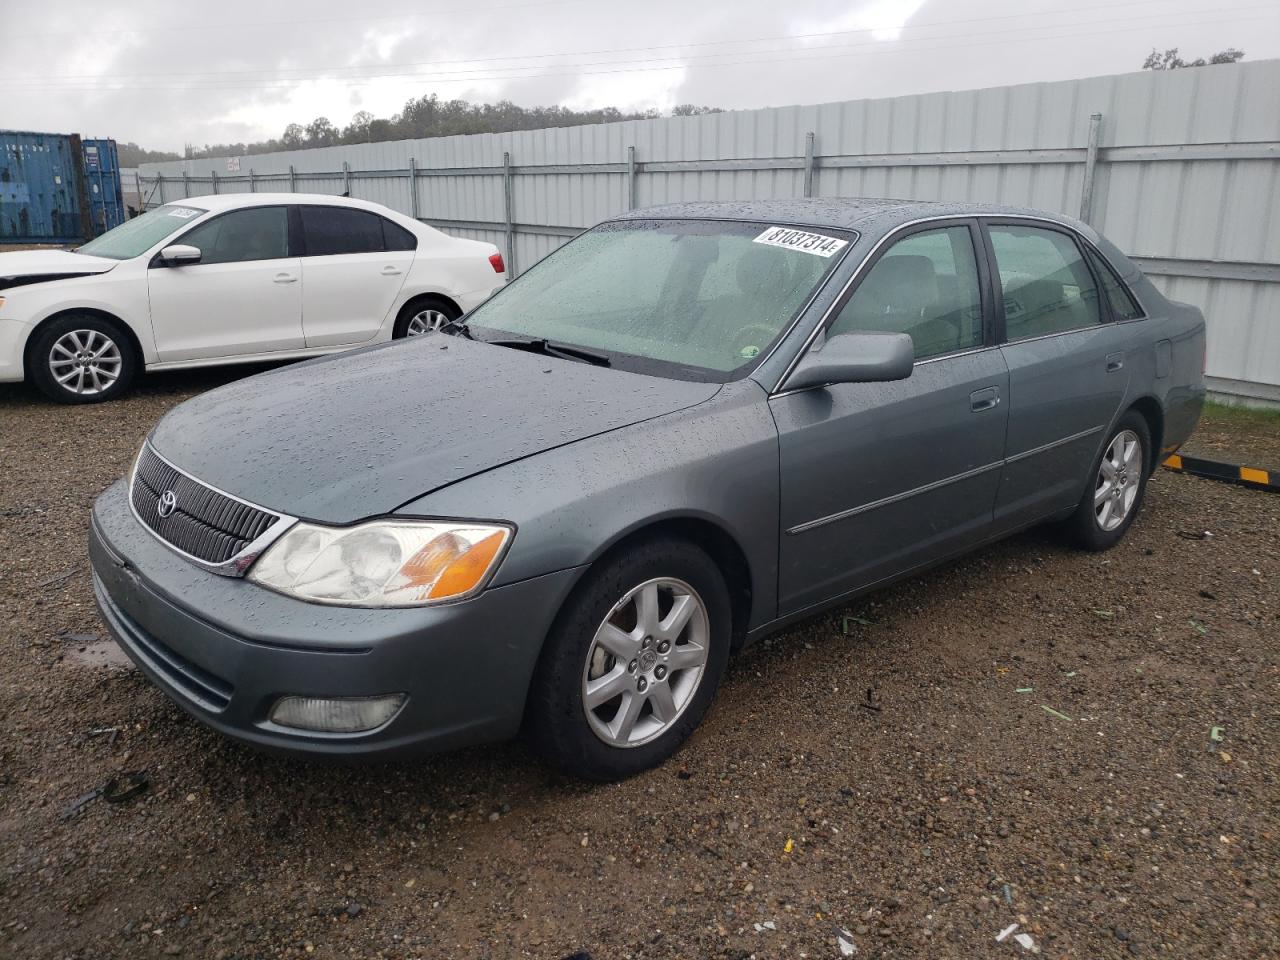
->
[273, 273, 298, 284]
[1106, 351, 1125, 373]
[970, 385, 1001, 412]
[381, 266, 403, 276]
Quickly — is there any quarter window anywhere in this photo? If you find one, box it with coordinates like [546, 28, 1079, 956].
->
[300, 206, 385, 256]
[828, 225, 984, 360]
[1087, 248, 1143, 320]
[989, 225, 1102, 339]
[176, 207, 289, 264]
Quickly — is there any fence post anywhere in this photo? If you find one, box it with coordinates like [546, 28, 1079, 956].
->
[182, 171, 190, 198]
[803, 131, 816, 198]
[133, 170, 143, 214]
[154, 174, 164, 205]
[211, 169, 219, 194]
[626, 145, 637, 211]
[248, 168, 256, 193]
[342, 161, 351, 197]
[288, 165, 296, 192]
[503, 151, 515, 278]
[409, 157, 419, 219]
[1079, 112, 1102, 224]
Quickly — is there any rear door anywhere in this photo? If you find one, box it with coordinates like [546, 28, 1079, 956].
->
[297, 205, 416, 347]
[771, 220, 1010, 615]
[985, 220, 1143, 529]
[147, 205, 304, 361]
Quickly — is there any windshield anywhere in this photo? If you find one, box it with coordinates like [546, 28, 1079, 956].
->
[77, 205, 206, 260]
[465, 219, 853, 381]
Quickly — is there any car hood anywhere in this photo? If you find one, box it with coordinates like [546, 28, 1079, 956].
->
[0, 249, 118, 289]
[150, 336, 722, 523]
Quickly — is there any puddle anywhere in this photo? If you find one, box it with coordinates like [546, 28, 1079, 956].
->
[64, 639, 135, 671]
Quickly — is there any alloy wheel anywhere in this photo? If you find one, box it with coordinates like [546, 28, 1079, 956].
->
[406, 309, 450, 336]
[1094, 429, 1143, 532]
[48, 329, 123, 396]
[581, 577, 710, 748]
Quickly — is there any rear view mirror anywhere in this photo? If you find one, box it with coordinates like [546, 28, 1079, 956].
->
[784, 331, 914, 391]
[158, 244, 202, 266]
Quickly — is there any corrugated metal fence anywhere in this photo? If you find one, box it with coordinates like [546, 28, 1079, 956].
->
[139, 60, 1280, 404]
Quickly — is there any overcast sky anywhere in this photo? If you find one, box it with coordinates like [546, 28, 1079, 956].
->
[2, 0, 1276, 152]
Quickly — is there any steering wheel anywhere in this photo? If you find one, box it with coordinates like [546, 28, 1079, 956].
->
[729, 324, 778, 362]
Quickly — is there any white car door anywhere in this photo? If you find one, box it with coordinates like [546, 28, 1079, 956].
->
[147, 205, 304, 361]
[297, 205, 414, 348]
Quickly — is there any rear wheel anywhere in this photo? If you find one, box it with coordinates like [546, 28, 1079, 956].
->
[392, 297, 461, 338]
[29, 315, 137, 404]
[1065, 411, 1151, 551]
[525, 537, 732, 781]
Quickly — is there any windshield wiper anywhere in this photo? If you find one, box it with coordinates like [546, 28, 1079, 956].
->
[485, 337, 612, 367]
[439, 318, 474, 339]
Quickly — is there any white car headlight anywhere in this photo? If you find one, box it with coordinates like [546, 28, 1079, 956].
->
[249, 519, 512, 607]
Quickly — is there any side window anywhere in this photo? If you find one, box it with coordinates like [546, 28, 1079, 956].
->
[1088, 248, 1143, 320]
[177, 207, 289, 264]
[382, 217, 417, 252]
[828, 225, 984, 361]
[989, 225, 1102, 340]
[300, 206, 385, 256]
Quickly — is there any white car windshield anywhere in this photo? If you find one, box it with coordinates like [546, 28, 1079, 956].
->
[77, 205, 206, 260]
[465, 219, 853, 381]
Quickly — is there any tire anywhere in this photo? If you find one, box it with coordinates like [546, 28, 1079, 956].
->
[1065, 411, 1152, 551]
[525, 537, 733, 781]
[392, 297, 461, 339]
[29, 314, 138, 404]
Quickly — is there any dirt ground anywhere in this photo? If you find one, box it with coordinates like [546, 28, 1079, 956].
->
[1181, 404, 1280, 474]
[0, 369, 1276, 960]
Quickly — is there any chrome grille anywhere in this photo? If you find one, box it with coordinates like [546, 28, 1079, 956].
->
[130, 445, 281, 567]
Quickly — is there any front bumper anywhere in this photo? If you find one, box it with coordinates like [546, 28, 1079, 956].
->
[89, 480, 581, 759]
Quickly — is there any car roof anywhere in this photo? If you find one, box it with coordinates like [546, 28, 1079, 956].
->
[164, 193, 394, 214]
[613, 197, 1098, 240]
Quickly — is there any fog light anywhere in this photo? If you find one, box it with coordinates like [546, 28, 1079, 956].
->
[269, 694, 406, 733]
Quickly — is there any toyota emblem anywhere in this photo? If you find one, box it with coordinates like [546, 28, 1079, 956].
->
[157, 489, 178, 518]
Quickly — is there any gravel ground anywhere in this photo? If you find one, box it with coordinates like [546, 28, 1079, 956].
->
[1, 369, 1276, 960]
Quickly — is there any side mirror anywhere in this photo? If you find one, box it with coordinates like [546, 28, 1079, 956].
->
[783, 331, 915, 391]
[158, 244, 202, 266]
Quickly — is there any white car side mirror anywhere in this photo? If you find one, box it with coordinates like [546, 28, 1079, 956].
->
[158, 244, 202, 266]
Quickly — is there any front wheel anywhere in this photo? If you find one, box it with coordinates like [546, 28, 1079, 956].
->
[1065, 411, 1152, 551]
[29, 315, 137, 404]
[525, 538, 732, 781]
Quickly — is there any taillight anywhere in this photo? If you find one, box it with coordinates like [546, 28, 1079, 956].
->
[489, 252, 505, 274]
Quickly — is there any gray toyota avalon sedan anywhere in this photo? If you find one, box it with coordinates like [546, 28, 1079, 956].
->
[90, 199, 1205, 781]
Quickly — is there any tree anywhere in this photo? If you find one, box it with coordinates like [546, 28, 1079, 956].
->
[1143, 47, 1244, 70]
[304, 117, 339, 146]
[342, 110, 376, 143]
[280, 123, 305, 149]
[671, 104, 725, 116]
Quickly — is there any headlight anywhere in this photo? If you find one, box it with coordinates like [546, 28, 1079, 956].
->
[249, 519, 512, 607]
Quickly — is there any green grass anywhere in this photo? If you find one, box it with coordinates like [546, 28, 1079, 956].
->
[1200, 400, 1280, 429]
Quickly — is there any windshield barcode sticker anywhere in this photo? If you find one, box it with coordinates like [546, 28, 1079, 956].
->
[166, 207, 201, 219]
[753, 226, 848, 258]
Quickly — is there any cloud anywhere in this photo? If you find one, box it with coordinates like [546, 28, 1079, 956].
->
[0, 0, 1274, 150]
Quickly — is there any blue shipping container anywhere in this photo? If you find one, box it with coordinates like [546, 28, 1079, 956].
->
[82, 138, 126, 234]
[0, 131, 124, 244]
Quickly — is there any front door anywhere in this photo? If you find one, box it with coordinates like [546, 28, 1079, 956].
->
[771, 221, 1009, 616]
[147, 205, 304, 361]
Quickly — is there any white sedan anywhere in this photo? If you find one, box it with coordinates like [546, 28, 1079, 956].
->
[0, 194, 506, 402]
